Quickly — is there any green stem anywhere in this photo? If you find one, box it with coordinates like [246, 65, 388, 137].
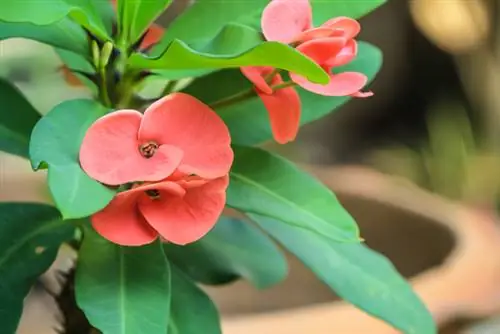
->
[264, 68, 281, 83]
[161, 80, 178, 96]
[270, 80, 297, 90]
[209, 88, 256, 109]
[98, 68, 112, 108]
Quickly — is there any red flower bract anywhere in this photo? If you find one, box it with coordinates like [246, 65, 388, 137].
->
[91, 174, 229, 246]
[80, 93, 233, 246]
[80, 93, 233, 186]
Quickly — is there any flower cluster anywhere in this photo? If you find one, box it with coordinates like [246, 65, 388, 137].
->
[79, 93, 233, 246]
[242, 0, 373, 144]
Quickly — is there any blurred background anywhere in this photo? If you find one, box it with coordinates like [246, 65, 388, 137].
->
[5, 0, 500, 333]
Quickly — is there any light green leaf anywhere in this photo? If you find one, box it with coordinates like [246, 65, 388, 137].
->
[169, 265, 221, 334]
[117, 0, 172, 47]
[165, 216, 287, 288]
[129, 23, 329, 84]
[0, 0, 110, 41]
[0, 203, 74, 334]
[250, 213, 436, 334]
[183, 42, 383, 145]
[0, 78, 40, 158]
[76, 228, 171, 334]
[228, 146, 360, 243]
[0, 19, 88, 55]
[29, 99, 115, 219]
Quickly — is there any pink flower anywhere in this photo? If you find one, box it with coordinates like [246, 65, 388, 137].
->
[91, 173, 229, 246]
[79, 93, 234, 246]
[80, 93, 233, 186]
[240, 66, 301, 144]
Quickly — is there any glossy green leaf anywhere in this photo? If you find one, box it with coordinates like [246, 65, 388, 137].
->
[0, 19, 88, 55]
[129, 23, 329, 84]
[55, 48, 97, 92]
[250, 213, 436, 334]
[228, 146, 360, 243]
[0, 203, 74, 334]
[169, 265, 221, 334]
[0, 78, 40, 158]
[165, 216, 287, 288]
[0, 0, 110, 41]
[29, 99, 115, 219]
[76, 228, 171, 334]
[183, 42, 382, 145]
[117, 0, 172, 47]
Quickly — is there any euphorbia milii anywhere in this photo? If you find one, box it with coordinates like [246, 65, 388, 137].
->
[79, 93, 233, 245]
[91, 173, 229, 246]
[79, 93, 233, 186]
[240, 0, 373, 144]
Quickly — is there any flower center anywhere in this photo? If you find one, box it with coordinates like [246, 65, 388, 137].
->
[139, 141, 158, 158]
[145, 189, 160, 199]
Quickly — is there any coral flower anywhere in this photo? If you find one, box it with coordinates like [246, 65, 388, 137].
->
[240, 66, 301, 144]
[91, 173, 229, 246]
[79, 93, 233, 186]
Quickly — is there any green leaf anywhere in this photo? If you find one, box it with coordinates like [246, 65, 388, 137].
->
[0, 0, 110, 41]
[0, 203, 74, 334]
[29, 99, 115, 219]
[0, 78, 40, 158]
[169, 265, 221, 334]
[129, 23, 329, 85]
[117, 0, 172, 47]
[310, 0, 387, 26]
[0, 19, 88, 55]
[183, 42, 382, 145]
[55, 48, 97, 92]
[250, 213, 436, 334]
[76, 228, 171, 334]
[228, 146, 360, 243]
[165, 216, 287, 288]
[152, 0, 268, 53]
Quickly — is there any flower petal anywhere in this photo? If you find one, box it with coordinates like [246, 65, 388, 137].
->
[80, 110, 183, 185]
[296, 37, 347, 65]
[322, 17, 361, 40]
[351, 90, 374, 98]
[141, 23, 164, 50]
[92, 190, 158, 246]
[257, 74, 301, 144]
[139, 176, 229, 245]
[291, 71, 369, 96]
[262, 0, 312, 43]
[241, 66, 274, 94]
[139, 93, 233, 179]
[326, 40, 358, 67]
[296, 27, 336, 42]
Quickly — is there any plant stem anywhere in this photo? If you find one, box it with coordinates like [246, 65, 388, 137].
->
[209, 88, 256, 109]
[271, 81, 297, 90]
[161, 80, 177, 96]
[98, 68, 112, 108]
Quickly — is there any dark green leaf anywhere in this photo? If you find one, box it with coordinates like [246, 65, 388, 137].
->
[76, 228, 171, 334]
[0, 19, 88, 55]
[0, 0, 110, 41]
[165, 216, 287, 288]
[228, 146, 360, 243]
[129, 23, 329, 84]
[0, 78, 40, 158]
[169, 265, 221, 334]
[152, 0, 268, 53]
[184, 42, 382, 145]
[117, 0, 172, 47]
[29, 99, 115, 219]
[250, 213, 436, 334]
[310, 0, 387, 25]
[0, 203, 74, 334]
